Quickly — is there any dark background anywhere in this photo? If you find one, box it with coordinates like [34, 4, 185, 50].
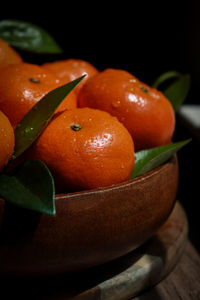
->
[1, 1, 197, 91]
[1, 1, 200, 252]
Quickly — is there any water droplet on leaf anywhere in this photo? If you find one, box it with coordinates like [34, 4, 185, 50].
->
[25, 126, 34, 134]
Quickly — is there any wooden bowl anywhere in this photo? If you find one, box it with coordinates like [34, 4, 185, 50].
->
[0, 156, 179, 276]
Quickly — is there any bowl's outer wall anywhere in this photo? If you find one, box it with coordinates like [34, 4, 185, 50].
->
[0, 157, 179, 275]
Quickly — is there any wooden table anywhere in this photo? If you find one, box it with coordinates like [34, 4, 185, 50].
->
[133, 241, 200, 299]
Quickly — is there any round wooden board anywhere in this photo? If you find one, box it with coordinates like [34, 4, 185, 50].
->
[0, 201, 188, 300]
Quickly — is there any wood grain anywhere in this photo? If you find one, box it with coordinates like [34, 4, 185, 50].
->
[133, 241, 200, 299]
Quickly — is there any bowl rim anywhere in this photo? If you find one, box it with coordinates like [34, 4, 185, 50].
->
[0, 156, 177, 205]
[55, 155, 177, 201]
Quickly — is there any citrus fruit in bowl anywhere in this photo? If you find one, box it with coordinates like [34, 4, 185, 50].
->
[78, 68, 175, 151]
[0, 38, 23, 68]
[25, 107, 135, 192]
[0, 39, 180, 275]
[42, 58, 99, 96]
[0, 111, 15, 172]
[0, 102, 179, 276]
[0, 154, 178, 276]
[0, 62, 77, 129]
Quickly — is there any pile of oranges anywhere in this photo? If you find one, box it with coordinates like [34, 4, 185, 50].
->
[0, 38, 175, 192]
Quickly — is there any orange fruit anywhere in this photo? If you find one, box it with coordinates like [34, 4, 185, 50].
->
[0, 62, 77, 128]
[78, 68, 175, 151]
[26, 107, 135, 192]
[0, 39, 22, 68]
[0, 111, 15, 172]
[42, 58, 99, 95]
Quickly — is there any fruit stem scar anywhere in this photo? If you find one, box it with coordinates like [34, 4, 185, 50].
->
[29, 77, 40, 83]
[140, 86, 149, 94]
[71, 124, 82, 131]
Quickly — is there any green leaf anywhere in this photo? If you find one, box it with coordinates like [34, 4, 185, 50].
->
[0, 160, 55, 215]
[152, 70, 182, 89]
[131, 139, 191, 179]
[0, 19, 62, 54]
[152, 71, 191, 112]
[163, 74, 191, 111]
[13, 75, 85, 159]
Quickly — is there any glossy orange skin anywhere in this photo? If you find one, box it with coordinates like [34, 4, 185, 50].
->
[0, 111, 15, 171]
[0, 63, 77, 128]
[42, 59, 99, 95]
[27, 108, 135, 192]
[78, 69, 175, 151]
[0, 39, 22, 68]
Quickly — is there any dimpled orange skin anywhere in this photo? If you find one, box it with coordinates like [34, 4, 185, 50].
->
[0, 111, 15, 171]
[78, 68, 175, 152]
[0, 39, 23, 68]
[0, 63, 77, 129]
[27, 108, 135, 192]
[42, 59, 99, 95]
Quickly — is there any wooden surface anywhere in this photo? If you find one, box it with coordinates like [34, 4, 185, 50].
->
[0, 201, 190, 300]
[133, 241, 200, 299]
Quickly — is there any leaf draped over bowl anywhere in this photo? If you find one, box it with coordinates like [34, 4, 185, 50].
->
[131, 139, 191, 179]
[0, 19, 62, 54]
[0, 160, 55, 215]
[152, 71, 191, 111]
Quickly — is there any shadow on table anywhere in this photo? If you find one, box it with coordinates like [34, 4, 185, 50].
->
[0, 236, 170, 300]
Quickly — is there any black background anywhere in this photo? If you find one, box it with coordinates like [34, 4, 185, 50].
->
[2, 1, 198, 96]
[1, 1, 200, 252]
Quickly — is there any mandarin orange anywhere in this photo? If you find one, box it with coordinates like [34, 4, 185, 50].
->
[26, 107, 135, 192]
[78, 68, 175, 151]
[0, 63, 77, 128]
[0, 39, 22, 68]
[0, 111, 15, 171]
[42, 59, 99, 95]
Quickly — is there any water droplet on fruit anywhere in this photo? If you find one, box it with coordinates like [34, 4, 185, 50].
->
[112, 99, 121, 108]
[130, 78, 137, 83]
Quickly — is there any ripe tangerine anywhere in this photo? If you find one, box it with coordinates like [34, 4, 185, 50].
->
[26, 107, 135, 192]
[0, 39, 22, 68]
[42, 58, 99, 95]
[0, 110, 15, 172]
[78, 68, 175, 151]
[0, 62, 77, 128]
